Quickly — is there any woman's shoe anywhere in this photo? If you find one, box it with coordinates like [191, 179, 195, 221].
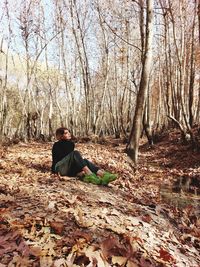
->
[101, 172, 117, 185]
[83, 173, 101, 185]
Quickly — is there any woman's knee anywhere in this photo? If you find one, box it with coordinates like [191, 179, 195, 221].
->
[73, 150, 82, 157]
[73, 150, 80, 155]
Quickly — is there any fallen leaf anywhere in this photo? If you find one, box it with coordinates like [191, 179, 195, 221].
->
[141, 215, 152, 223]
[83, 246, 109, 267]
[74, 208, 94, 227]
[47, 201, 57, 210]
[127, 260, 139, 267]
[112, 255, 127, 265]
[159, 247, 176, 263]
[53, 258, 68, 267]
[100, 235, 134, 260]
[40, 256, 53, 267]
[50, 221, 64, 235]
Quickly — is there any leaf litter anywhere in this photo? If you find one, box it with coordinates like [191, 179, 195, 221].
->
[0, 132, 200, 266]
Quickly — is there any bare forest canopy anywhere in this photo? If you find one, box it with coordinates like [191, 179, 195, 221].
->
[0, 0, 200, 141]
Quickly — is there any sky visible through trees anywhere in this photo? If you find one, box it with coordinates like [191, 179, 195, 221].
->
[0, 0, 199, 142]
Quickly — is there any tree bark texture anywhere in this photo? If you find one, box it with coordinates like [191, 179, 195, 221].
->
[127, 0, 154, 164]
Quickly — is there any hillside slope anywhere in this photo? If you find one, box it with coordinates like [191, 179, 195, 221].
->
[0, 132, 199, 266]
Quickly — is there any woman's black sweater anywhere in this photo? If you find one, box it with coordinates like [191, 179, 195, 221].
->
[51, 140, 75, 173]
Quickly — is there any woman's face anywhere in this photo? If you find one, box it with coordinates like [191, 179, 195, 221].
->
[61, 129, 71, 140]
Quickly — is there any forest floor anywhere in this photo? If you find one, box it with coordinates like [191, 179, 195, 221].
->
[0, 130, 200, 267]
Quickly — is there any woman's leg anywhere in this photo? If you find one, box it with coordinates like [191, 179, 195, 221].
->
[67, 151, 94, 176]
[55, 150, 117, 185]
[83, 159, 99, 174]
[55, 150, 86, 176]
[67, 151, 102, 176]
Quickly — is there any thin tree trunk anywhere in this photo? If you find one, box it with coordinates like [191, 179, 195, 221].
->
[127, 0, 154, 164]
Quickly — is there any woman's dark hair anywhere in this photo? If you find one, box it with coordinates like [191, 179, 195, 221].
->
[55, 127, 70, 139]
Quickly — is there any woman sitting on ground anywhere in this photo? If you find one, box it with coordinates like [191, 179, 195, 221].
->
[51, 127, 117, 185]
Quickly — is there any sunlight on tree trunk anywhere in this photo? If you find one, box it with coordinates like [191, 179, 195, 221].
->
[127, 0, 154, 165]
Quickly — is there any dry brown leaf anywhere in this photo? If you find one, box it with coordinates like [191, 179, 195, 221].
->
[29, 246, 42, 257]
[112, 255, 127, 265]
[73, 230, 92, 242]
[40, 256, 53, 267]
[141, 214, 152, 223]
[100, 235, 134, 260]
[0, 194, 14, 202]
[159, 247, 176, 263]
[83, 246, 109, 267]
[66, 195, 78, 204]
[6, 255, 31, 266]
[53, 258, 68, 267]
[66, 251, 77, 266]
[105, 224, 126, 234]
[47, 201, 57, 210]
[74, 208, 94, 227]
[127, 260, 139, 267]
[50, 221, 64, 235]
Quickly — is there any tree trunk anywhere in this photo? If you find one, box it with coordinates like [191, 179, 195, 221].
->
[126, 0, 154, 165]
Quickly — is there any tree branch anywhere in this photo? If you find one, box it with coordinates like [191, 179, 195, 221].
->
[103, 19, 142, 53]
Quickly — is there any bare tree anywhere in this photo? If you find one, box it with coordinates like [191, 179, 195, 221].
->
[127, 0, 154, 164]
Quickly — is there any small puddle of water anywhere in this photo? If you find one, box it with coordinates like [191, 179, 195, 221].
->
[160, 176, 200, 215]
